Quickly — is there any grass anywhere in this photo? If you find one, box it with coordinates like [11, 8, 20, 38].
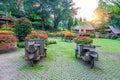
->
[19, 63, 47, 71]
[20, 54, 25, 59]
[19, 37, 120, 71]
[46, 37, 76, 61]
[93, 38, 120, 54]
[16, 47, 22, 51]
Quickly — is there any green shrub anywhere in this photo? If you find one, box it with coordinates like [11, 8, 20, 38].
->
[31, 21, 41, 25]
[110, 35, 118, 39]
[108, 34, 112, 39]
[0, 28, 12, 31]
[14, 17, 32, 41]
[17, 42, 25, 48]
[46, 40, 57, 45]
[90, 34, 95, 38]
[116, 38, 120, 41]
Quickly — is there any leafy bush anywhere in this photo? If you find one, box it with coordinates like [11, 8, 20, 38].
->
[110, 35, 118, 39]
[17, 42, 25, 48]
[46, 40, 57, 45]
[108, 34, 112, 39]
[31, 21, 41, 25]
[90, 34, 95, 38]
[14, 17, 32, 41]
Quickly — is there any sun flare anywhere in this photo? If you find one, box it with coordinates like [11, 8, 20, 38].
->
[73, 0, 98, 21]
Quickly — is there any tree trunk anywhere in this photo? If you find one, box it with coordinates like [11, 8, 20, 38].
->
[68, 26, 71, 30]
[41, 20, 44, 30]
[54, 20, 59, 30]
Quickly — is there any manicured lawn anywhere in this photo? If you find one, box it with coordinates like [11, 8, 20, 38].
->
[93, 38, 120, 54]
[46, 37, 76, 61]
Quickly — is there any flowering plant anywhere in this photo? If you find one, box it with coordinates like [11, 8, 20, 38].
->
[73, 36, 93, 44]
[0, 34, 18, 52]
[25, 32, 40, 39]
[0, 31, 14, 34]
[39, 31, 48, 41]
[61, 31, 74, 37]
[0, 35, 18, 43]
[25, 31, 48, 41]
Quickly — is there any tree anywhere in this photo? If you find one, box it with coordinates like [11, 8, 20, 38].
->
[68, 17, 74, 30]
[14, 17, 32, 41]
[49, 0, 77, 30]
[24, 0, 51, 30]
[0, 0, 25, 17]
[97, 0, 120, 27]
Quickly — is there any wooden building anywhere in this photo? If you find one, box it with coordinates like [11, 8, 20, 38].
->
[105, 26, 120, 36]
[0, 12, 14, 28]
[75, 25, 95, 36]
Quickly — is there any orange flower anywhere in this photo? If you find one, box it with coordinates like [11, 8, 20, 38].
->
[0, 31, 14, 34]
[73, 36, 93, 44]
[61, 31, 74, 37]
[25, 31, 48, 41]
[0, 34, 18, 43]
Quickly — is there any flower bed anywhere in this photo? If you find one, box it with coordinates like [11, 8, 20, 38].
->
[0, 31, 18, 53]
[25, 31, 48, 41]
[61, 31, 75, 41]
[0, 31, 14, 35]
[73, 36, 93, 44]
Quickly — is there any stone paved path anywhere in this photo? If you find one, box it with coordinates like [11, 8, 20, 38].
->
[0, 40, 120, 80]
[96, 48, 120, 63]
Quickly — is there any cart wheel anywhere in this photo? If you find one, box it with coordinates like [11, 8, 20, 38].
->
[30, 59, 34, 67]
[75, 50, 78, 58]
[90, 57, 94, 69]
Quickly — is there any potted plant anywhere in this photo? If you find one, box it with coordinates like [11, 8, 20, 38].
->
[74, 36, 93, 45]
[61, 31, 74, 41]
[73, 36, 93, 51]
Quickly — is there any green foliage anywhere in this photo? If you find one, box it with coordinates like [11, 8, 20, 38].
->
[68, 17, 74, 30]
[17, 42, 25, 48]
[90, 34, 95, 38]
[98, 0, 120, 27]
[31, 21, 41, 25]
[0, 1, 25, 17]
[46, 40, 57, 45]
[14, 17, 32, 41]
[110, 35, 118, 39]
[0, 28, 10, 31]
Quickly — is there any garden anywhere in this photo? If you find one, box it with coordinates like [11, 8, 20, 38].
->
[0, 0, 120, 80]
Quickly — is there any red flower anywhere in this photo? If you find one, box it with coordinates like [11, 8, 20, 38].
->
[25, 31, 48, 41]
[73, 36, 93, 44]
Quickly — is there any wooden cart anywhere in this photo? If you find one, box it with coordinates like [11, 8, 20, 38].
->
[25, 39, 47, 66]
[75, 44, 99, 68]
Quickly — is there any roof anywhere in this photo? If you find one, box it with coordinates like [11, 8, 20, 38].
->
[109, 26, 120, 34]
[75, 25, 94, 30]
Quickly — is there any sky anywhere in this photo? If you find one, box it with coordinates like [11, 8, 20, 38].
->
[73, 0, 98, 21]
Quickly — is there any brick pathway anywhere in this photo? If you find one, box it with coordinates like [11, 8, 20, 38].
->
[0, 41, 120, 80]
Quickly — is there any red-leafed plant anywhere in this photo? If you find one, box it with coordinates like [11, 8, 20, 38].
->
[0, 34, 18, 43]
[0, 33, 18, 52]
[25, 31, 48, 41]
[73, 36, 93, 44]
